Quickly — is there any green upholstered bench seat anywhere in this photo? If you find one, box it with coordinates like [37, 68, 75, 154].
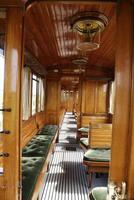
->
[90, 187, 107, 200]
[80, 138, 88, 148]
[22, 157, 45, 200]
[78, 127, 89, 133]
[22, 135, 53, 157]
[84, 149, 111, 162]
[38, 125, 58, 136]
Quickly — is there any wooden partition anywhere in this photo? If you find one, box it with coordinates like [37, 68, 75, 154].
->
[45, 77, 60, 125]
[22, 115, 38, 148]
[78, 79, 109, 128]
[22, 111, 46, 148]
[36, 111, 45, 129]
[81, 115, 109, 128]
[81, 80, 109, 115]
[3, 7, 24, 200]
[109, 1, 134, 199]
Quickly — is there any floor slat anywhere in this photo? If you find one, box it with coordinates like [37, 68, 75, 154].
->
[40, 112, 108, 200]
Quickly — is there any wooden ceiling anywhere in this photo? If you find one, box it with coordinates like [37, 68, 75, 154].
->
[25, 1, 116, 77]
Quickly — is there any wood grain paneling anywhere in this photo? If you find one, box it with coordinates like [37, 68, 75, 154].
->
[95, 81, 108, 114]
[83, 81, 95, 114]
[36, 111, 45, 129]
[46, 81, 58, 110]
[3, 7, 24, 200]
[126, 3, 134, 198]
[45, 78, 60, 124]
[0, 0, 23, 7]
[0, 176, 5, 200]
[25, 2, 116, 75]
[81, 80, 109, 115]
[89, 123, 112, 149]
[22, 115, 38, 147]
[81, 115, 108, 127]
[109, 0, 134, 185]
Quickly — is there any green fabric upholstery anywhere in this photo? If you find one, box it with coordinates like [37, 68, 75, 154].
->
[38, 125, 58, 136]
[22, 125, 58, 199]
[22, 157, 45, 200]
[80, 138, 88, 148]
[90, 187, 107, 200]
[22, 135, 53, 157]
[78, 127, 89, 133]
[84, 149, 111, 162]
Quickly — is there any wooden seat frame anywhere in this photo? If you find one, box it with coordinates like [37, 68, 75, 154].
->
[83, 123, 112, 187]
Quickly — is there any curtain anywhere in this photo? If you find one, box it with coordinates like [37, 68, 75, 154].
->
[41, 79, 46, 111]
[38, 78, 45, 112]
[109, 81, 115, 114]
[22, 67, 31, 120]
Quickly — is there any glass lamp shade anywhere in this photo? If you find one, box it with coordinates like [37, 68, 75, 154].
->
[71, 11, 108, 52]
[77, 41, 100, 51]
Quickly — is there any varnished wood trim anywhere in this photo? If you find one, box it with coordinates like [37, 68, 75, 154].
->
[26, 0, 117, 10]
[109, 0, 134, 184]
[3, 7, 24, 200]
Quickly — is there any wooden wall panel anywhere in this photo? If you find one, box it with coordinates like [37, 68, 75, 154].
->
[22, 115, 38, 147]
[46, 81, 58, 110]
[96, 81, 108, 114]
[109, 0, 134, 186]
[0, 177, 5, 200]
[0, 0, 23, 7]
[81, 115, 108, 127]
[45, 79, 60, 125]
[127, 4, 134, 197]
[81, 80, 109, 115]
[82, 81, 95, 114]
[36, 111, 45, 130]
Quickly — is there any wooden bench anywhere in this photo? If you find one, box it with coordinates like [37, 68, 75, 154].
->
[83, 123, 112, 187]
[22, 112, 58, 200]
[77, 115, 109, 142]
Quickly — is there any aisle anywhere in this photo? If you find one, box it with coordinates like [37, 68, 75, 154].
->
[40, 112, 108, 200]
[40, 112, 89, 200]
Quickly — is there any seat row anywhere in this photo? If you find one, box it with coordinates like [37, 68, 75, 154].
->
[79, 123, 112, 187]
[22, 125, 58, 200]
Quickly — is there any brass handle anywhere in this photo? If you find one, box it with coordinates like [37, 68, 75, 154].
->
[0, 130, 10, 134]
[0, 108, 11, 112]
[0, 153, 9, 157]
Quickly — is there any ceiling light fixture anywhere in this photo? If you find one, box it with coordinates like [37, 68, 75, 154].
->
[71, 11, 108, 52]
[72, 57, 88, 65]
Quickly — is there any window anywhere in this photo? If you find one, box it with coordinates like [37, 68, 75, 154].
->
[32, 74, 39, 115]
[22, 70, 45, 119]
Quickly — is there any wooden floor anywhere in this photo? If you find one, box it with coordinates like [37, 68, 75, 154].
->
[39, 112, 108, 200]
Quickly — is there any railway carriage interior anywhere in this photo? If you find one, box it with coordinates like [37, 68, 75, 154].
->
[0, 0, 134, 200]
